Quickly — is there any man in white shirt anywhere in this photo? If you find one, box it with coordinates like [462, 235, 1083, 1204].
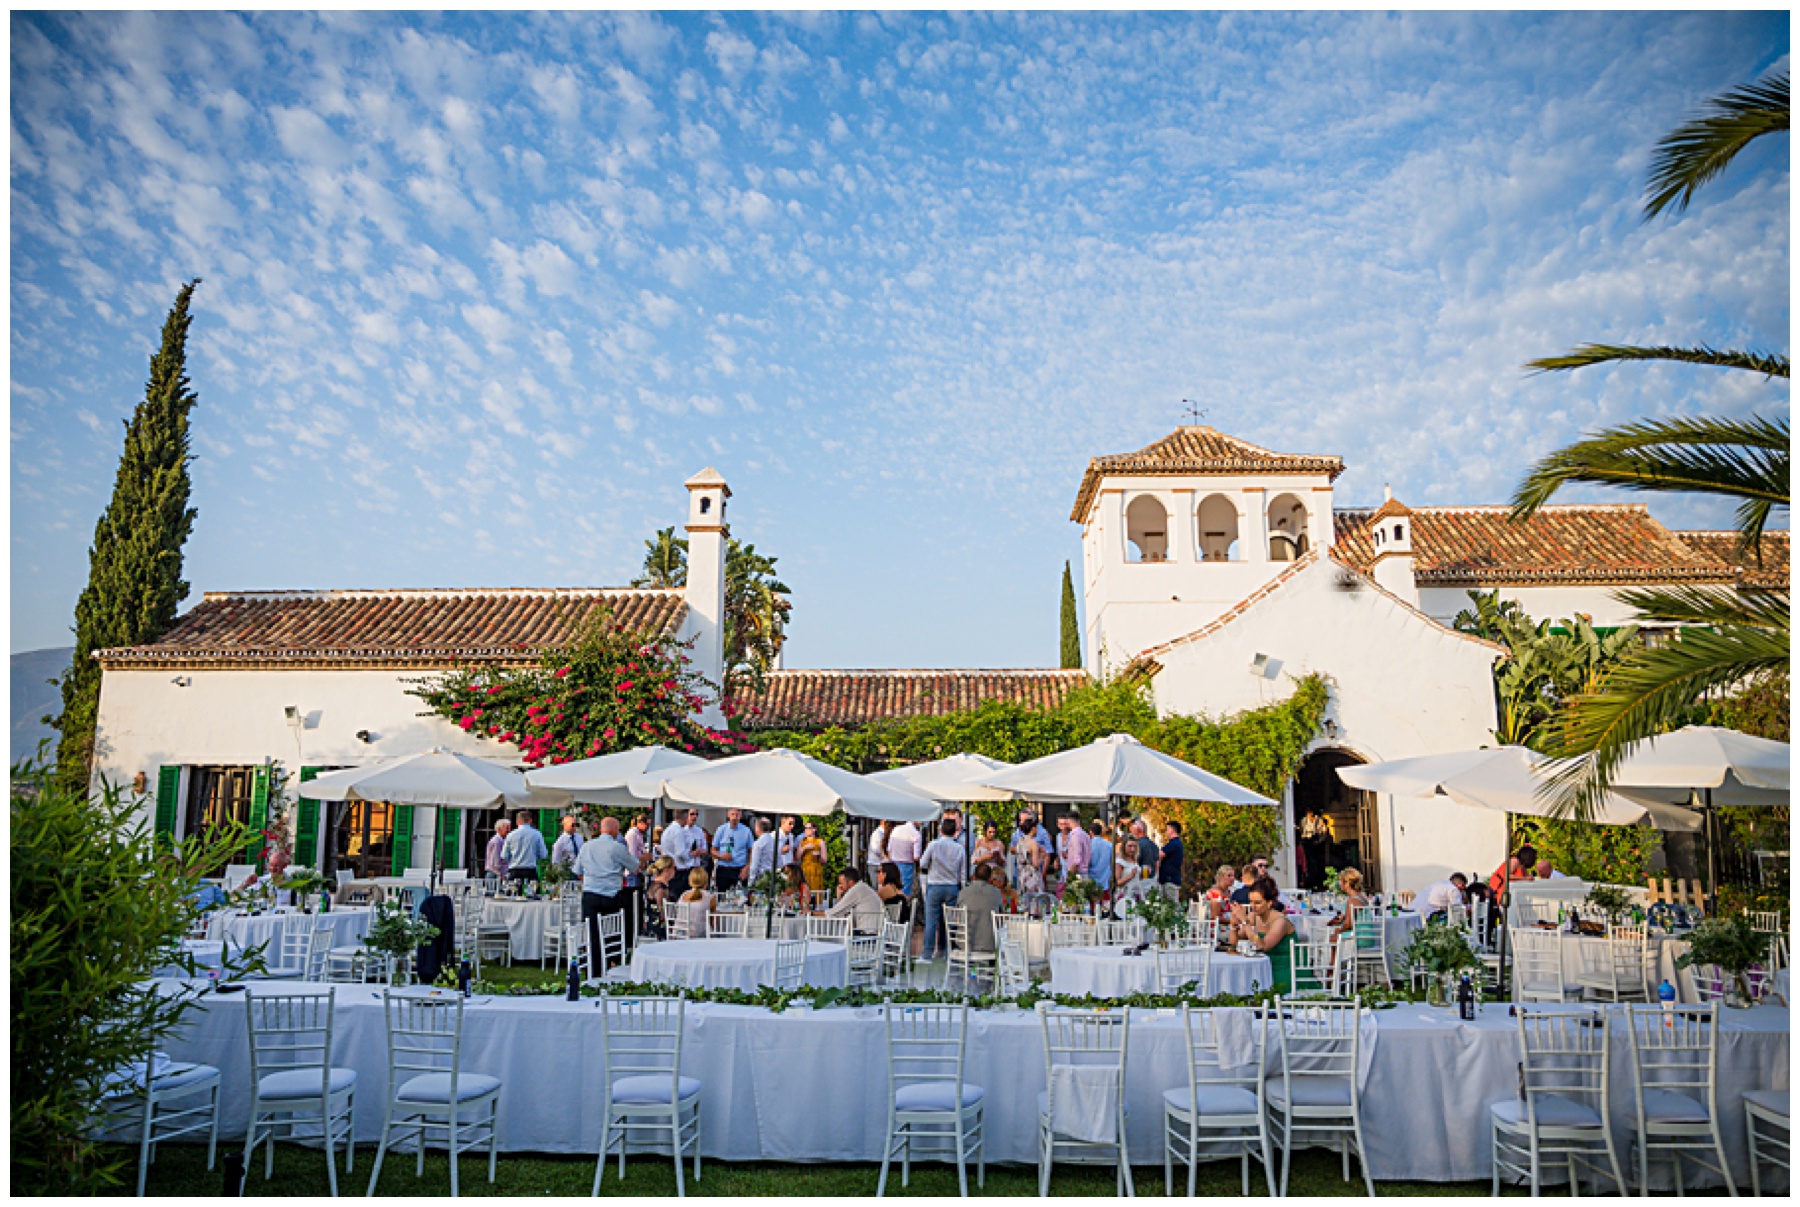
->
[658, 813, 687, 867]
[776, 815, 799, 870]
[576, 816, 640, 965]
[888, 820, 922, 896]
[825, 866, 886, 934]
[662, 810, 707, 871]
[747, 816, 779, 889]
[918, 817, 968, 960]
[867, 820, 889, 871]
[1420, 873, 1469, 921]
[551, 815, 585, 869]
[501, 812, 549, 882]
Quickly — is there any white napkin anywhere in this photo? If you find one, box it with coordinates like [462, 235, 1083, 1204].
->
[1210, 1007, 1258, 1071]
[1049, 1064, 1120, 1144]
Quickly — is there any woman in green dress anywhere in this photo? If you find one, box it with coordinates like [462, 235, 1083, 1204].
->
[1231, 875, 1297, 993]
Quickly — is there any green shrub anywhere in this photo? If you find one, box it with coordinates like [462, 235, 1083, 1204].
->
[1509, 815, 1661, 885]
[11, 757, 250, 1194]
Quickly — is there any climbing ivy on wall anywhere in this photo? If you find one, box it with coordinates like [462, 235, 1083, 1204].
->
[751, 674, 1330, 894]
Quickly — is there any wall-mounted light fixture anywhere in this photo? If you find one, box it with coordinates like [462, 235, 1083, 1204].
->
[171, 675, 191, 688]
[132, 771, 147, 794]
[1323, 718, 1339, 740]
[284, 705, 302, 727]
[1249, 653, 1271, 678]
[355, 729, 374, 744]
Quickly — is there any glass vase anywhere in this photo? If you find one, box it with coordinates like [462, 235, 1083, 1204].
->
[1426, 973, 1454, 1007]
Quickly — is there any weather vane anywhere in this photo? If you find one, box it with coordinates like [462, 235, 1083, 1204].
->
[1181, 399, 1207, 425]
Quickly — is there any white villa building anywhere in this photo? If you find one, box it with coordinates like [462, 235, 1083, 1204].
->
[92, 428, 1783, 894]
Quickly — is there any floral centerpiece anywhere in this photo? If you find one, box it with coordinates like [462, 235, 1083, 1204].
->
[1127, 891, 1187, 948]
[1674, 916, 1769, 1007]
[540, 859, 574, 890]
[1060, 875, 1103, 914]
[364, 898, 440, 985]
[1399, 919, 1480, 1006]
[1585, 884, 1634, 927]
[278, 866, 329, 900]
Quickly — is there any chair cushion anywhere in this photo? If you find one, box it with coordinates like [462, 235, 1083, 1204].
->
[1641, 1089, 1711, 1123]
[153, 1063, 222, 1094]
[895, 1082, 986, 1112]
[611, 1074, 701, 1105]
[1163, 1085, 1259, 1117]
[1490, 1094, 1602, 1129]
[257, 1067, 357, 1100]
[1264, 1077, 1353, 1109]
[396, 1073, 503, 1104]
[1744, 1089, 1789, 1118]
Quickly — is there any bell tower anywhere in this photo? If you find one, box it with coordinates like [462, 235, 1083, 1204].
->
[1366, 486, 1418, 607]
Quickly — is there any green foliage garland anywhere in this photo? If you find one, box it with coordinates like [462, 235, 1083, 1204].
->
[54, 281, 202, 796]
[408, 608, 745, 767]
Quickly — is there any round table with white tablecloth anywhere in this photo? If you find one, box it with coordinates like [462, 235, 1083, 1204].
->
[1297, 908, 1424, 958]
[1048, 945, 1273, 998]
[627, 938, 848, 991]
[209, 907, 371, 965]
[477, 897, 566, 961]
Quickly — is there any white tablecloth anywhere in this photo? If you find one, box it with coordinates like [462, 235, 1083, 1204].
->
[1048, 946, 1273, 998]
[211, 908, 371, 964]
[478, 898, 565, 961]
[628, 938, 848, 991]
[156, 983, 1787, 1189]
[1297, 909, 1424, 956]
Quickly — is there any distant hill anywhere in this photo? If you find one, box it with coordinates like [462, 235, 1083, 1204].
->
[12, 647, 71, 766]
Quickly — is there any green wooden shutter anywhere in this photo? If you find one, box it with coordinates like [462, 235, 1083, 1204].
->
[154, 766, 181, 848]
[391, 805, 415, 875]
[538, 808, 557, 838]
[247, 766, 272, 867]
[296, 767, 321, 869]
[439, 809, 461, 871]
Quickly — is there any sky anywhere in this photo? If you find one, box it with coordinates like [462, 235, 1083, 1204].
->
[9, 10, 1790, 668]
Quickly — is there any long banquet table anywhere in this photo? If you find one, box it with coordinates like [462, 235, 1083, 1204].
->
[156, 980, 1787, 1188]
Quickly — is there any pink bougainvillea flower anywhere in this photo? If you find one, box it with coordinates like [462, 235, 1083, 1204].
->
[603, 728, 616, 739]
[618, 681, 635, 691]
[459, 716, 476, 730]
[554, 666, 571, 678]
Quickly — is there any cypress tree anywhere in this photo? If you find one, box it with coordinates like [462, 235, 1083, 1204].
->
[1059, 560, 1082, 669]
[54, 281, 202, 795]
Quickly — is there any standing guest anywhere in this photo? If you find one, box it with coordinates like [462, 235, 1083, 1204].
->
[684, 811, 711, 870]
[868, 819, 891, 871]
[1487, 844, 1537, 896]
[919, 817, 969, 959]
[825, 866, 886, 934]
[1087, 820, 1114, 894]
[1115, 840, 1143, 895]
[1230, 876, 1298, 993]
[1420, 873, 1470, 921]
[1014, 830, 1047, 897]
[1157, 821, 1185, 897]
[659, 811, 691, 869]
[551, 815, 585, 869]
[484, 819, 512, 878]
[1009, 811, 1051, 892]
[1114, 811, 1135, 846]
[576, 816, 638, 967]
[747, 817, 778, 889]
[774, 815, 799, 870]
[1057, 815, 1092, 883]
[502, 812, 549, 883]
[956, 864, 1006, 954]
[624, 815, 650, 887]
[710, 808, 753, 892]
[972, 823, 1006, 879]
[798, 820, 828, 892]
[1132, 820, 1161, 881]
[888, 818, 923, 897]
[1206, 864, 1238, 919]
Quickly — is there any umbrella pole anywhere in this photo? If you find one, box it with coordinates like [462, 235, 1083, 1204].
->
[1704, 788, 1719, 916]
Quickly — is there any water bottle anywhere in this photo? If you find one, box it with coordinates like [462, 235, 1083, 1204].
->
[319, 890, 331, 914]
[1457, 973, 1475, 1021]
[566, 958, 582, 1001]
[458, 958, 472, 998]
[1657, 978, 1676, 1026]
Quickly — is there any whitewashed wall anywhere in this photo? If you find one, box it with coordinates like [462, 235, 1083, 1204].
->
[1417, 583, 1647, 629]
[1146, 557, 1510, 894]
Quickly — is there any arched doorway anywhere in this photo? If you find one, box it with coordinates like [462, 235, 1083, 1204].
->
[1291, 748, 1380, 892]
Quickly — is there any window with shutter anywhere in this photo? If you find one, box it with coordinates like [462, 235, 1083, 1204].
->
[391, 805, 415, 875]
[538, 808, 558, 839]
[247, 766, 272, 868]
[296, 767, 321, 869]
[439, 809, 461, 872]
[154, 766, 181, 848]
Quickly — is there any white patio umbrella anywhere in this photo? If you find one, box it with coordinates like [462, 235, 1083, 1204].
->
[869, 752, 1021, 804]
[303, 748, 570, 889]
[641, 748, 941, 822]
[977, 733, 1275, 805]
[1336, 746, 1687, 827]
[524, 745, 707, 807]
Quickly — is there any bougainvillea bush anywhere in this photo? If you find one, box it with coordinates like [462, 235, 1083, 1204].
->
[408, 609, 749, 767]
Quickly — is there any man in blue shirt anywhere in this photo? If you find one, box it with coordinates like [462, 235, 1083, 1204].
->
[1157, 820, 1185, 897]
[502, 812, 549, 882]
[576, 816, 640, 967]
[1087, 819, 1114, 895]
[710, 808, 754, 892]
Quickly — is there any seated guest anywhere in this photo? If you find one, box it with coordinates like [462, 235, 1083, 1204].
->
[1230, 875, 1297, 993]
[678, 867, 715, 912]
[956, 864, 1006, 954]
[645, 857, 679, 907]
[780, 863, 812, 911]
[1206, 864, 1237, 919]
[876, 861, 907, 906]
[1329, 867, 1369, 940]
[1420, 873, 1469, 921]
[1229, 863, 1257, 906]
[1533, 859, 1566, 881]
[826, 866, 886, 934]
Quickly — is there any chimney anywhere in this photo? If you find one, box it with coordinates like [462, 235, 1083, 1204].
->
[1366, 485, 1418, 607]
[683, 468, 730, 725]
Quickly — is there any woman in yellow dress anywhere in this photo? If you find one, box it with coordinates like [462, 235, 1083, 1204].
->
[798, 820, 828, 892]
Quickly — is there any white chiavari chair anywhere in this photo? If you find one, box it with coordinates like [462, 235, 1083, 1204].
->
[879, 1003, 985, 1197]
[1035, 1004, 1132, 1196]
[594, 995, 702, 1197]
[244, 988, 357, 1195]
[1164, 1005, 1273, 1195]
[1491, 1006, 1626, 1196]
[366, 990, 502, 1197]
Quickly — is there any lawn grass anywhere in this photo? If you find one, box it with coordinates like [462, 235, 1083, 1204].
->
[108, 1140, 1509, 1197]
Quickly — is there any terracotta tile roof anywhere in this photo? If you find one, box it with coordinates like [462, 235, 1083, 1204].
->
[1071, 426, 1346, 521]
[1127, 549, 1505, 678]
[1674, 530, 1790, 590]
[1332, 504, 1737, 587]
[727, 668, 1090, 730]
[96, 587, 687, 669]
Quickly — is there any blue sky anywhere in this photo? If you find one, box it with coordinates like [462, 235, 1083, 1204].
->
[10, 11, 1790, 667]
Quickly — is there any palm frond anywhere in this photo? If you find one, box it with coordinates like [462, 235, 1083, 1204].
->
[1537, 620, 1790, 819]
[1610, 584, 1790, 630]
[1526, 344, 1789, 378]
[1644, 71, 1789, 220]
[1510, 415, 1790, 549]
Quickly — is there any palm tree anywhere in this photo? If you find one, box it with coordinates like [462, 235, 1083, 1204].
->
[1513, 69, 1789, 819]
[632, 527, 688, 589]
[631, 527, 791, 691]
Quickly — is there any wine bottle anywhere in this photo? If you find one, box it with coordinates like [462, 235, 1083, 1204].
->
[458, 958, 472, 997]
[1457, 973, 1475, 1020]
